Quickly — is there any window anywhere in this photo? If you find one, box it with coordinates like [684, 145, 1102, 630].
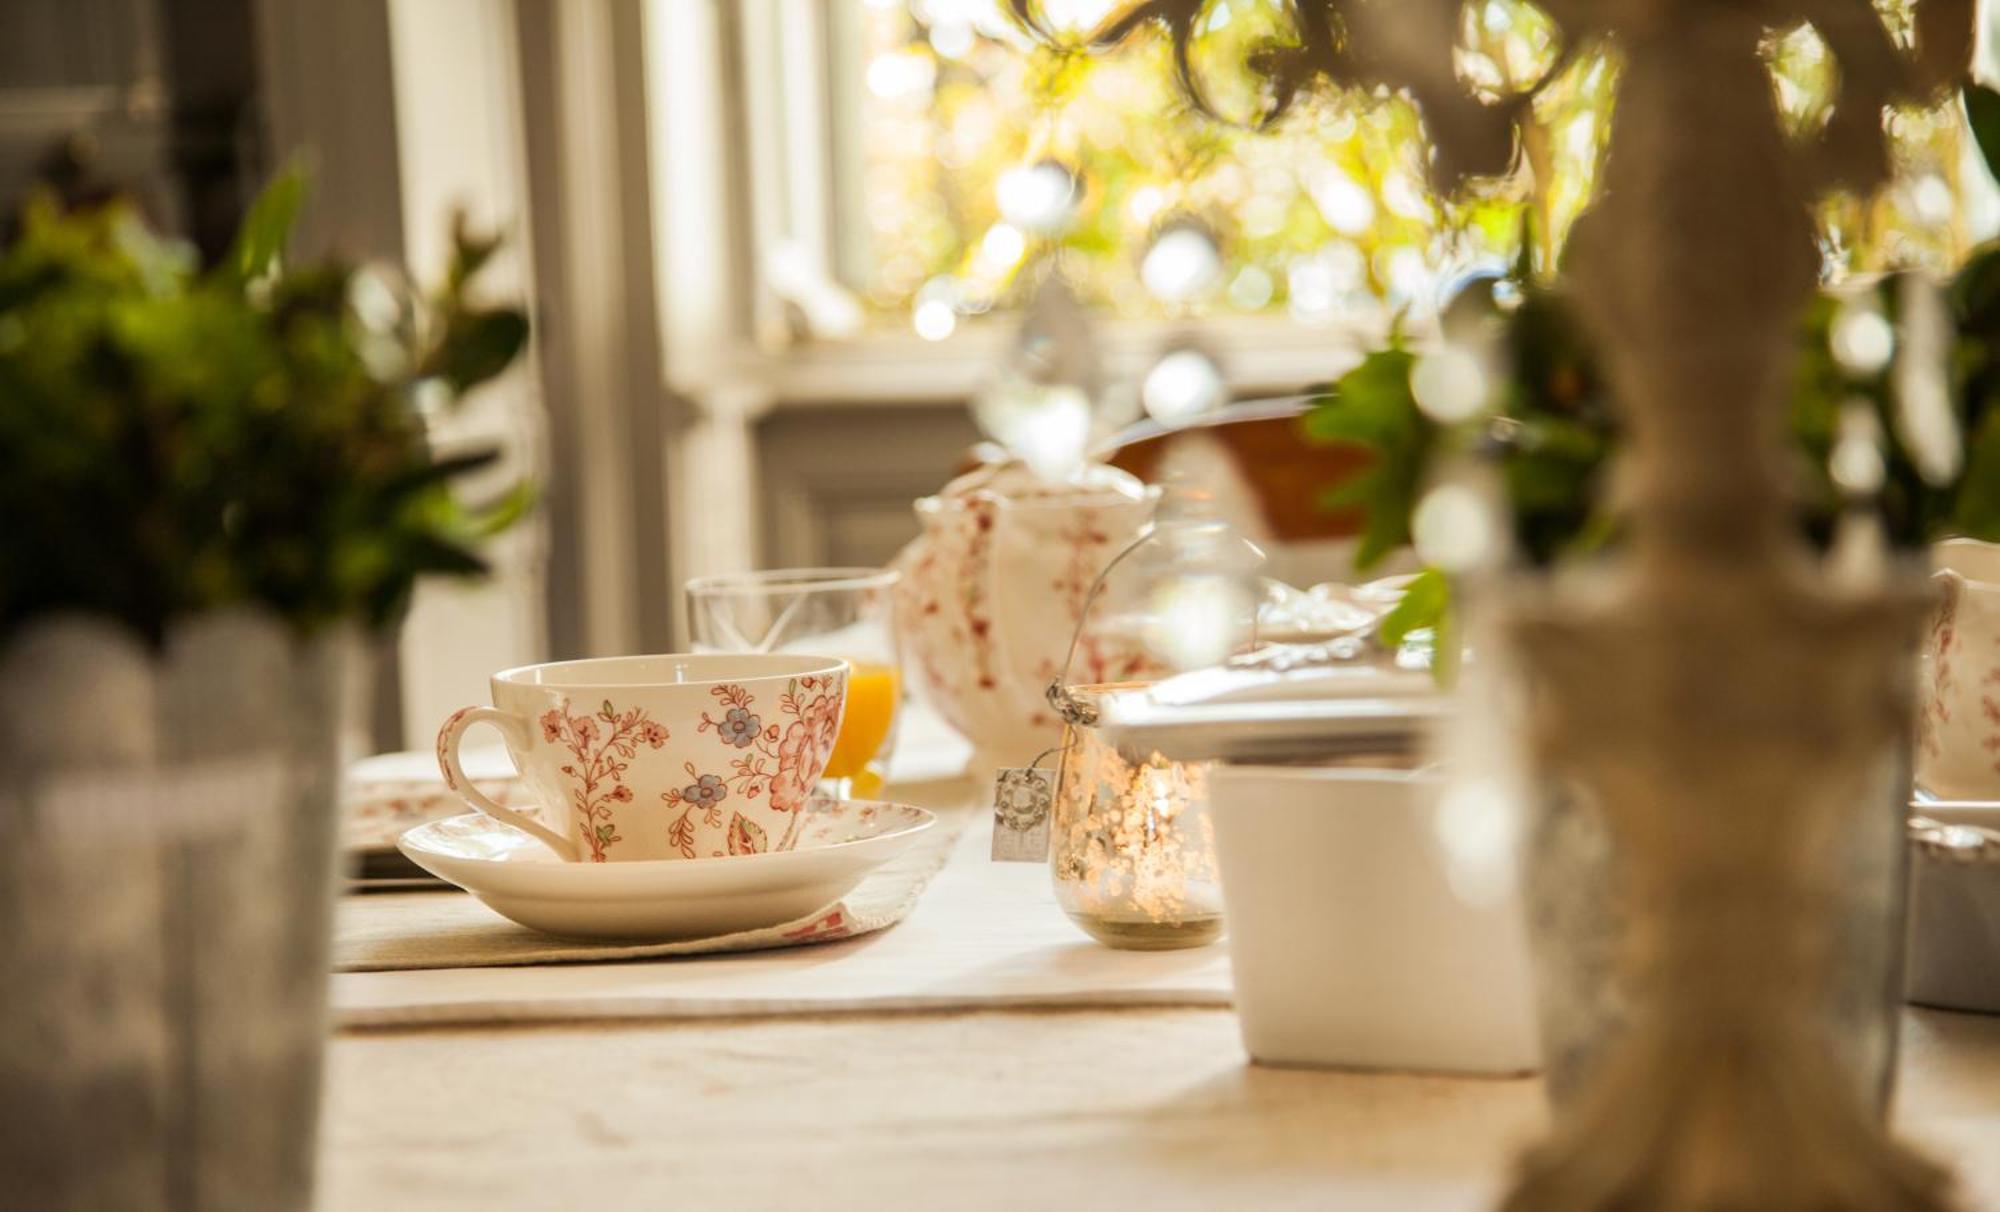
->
[640, 0, 1992, 643]
[851, 0, 1597, 330]
[835, 1, 1972, 339]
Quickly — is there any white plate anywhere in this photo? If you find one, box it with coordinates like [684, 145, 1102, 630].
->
[1912, 795, 2000, 833]
[397, 799, 936, 940]
[343, 744, 528, 856]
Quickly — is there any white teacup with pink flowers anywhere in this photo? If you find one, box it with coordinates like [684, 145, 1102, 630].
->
[437, 654, 848, 862]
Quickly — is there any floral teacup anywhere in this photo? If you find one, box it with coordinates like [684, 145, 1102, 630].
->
[437, 654, 848, 862]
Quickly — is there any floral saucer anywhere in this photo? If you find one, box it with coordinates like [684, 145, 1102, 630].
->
[396, 798, 936, 940]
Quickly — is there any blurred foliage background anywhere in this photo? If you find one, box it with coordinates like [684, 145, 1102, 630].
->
[853, 0, 1973, 333]
[0, 172, 532, 643]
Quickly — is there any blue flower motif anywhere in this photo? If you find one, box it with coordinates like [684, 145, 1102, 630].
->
[684, 774, 728, 807]
[719, 706, 762, 749]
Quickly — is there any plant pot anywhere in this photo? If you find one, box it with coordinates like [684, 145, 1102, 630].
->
[1522, 740, 1913, 1110]
[0, 612, 348, 1209]
[1207, 765, 1541, 1073]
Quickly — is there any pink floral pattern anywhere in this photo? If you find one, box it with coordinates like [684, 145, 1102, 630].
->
[965, 497, 1000, 692]
[540, 700, 670, 862]
[1916, 569, 2000, 796]
[661, 676, 847, 858]
[1982, 662, 2000, 773]
[437, 706, 473, 790]
[1920, 581, 1959, 761]
[344, 777, 533, 851]
[781, 907, 852, 942]
[1031, 509, 1157, 710]
[894, 491, 1162, 755]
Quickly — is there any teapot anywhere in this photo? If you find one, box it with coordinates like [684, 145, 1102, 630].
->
[892, 459, 1165, 772]
[1919, 538, 2000, 800]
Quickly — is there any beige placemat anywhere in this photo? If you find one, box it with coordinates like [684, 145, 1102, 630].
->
[330, 818, 1236, 1028]
[335, 818, 961, 972]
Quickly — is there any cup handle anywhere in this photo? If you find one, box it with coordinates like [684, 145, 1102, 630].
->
[436, 706, 579, 861]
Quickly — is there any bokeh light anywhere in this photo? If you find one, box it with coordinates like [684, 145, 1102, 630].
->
[853, 0, 1966, 325]
[1413, 481, 1500, 572]
[1142, 346, 1228, 422]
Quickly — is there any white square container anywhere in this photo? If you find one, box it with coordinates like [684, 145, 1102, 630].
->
[1208, 765, 1541, 1074]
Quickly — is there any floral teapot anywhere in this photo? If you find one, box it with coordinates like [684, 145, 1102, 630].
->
[892, 459, 1166, 772]
[1919, 538, 2000, 800]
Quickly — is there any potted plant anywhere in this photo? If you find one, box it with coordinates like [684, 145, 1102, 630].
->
[1291, 86, 2000, 1103]
[0, 170, 530, 1207]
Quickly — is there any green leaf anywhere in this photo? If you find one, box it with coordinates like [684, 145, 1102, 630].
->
[464, 479, 539, 539]
[1953, 243, 2000, 329]
[1953, 408, 2000, 541]
[404, 535, 490, 577]
[227, 163, 307, 283]
[447, 211, 504, 291]
[1967, 84, 2000, 186]
[1378, 568, 1449, 648]
[385, 448, 503, 496]
[1318, 471, 1380, 510]
[1300, 347, 1432, 571]
[427, 308, 530, 393]
[1430, 592, 1461, 687]
[1374, 568, 1457, 687]
[1304, 350, 1421, 445]
[1350, 477, 1415, 571]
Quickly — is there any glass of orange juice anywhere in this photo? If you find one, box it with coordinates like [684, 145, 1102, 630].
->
[685, 568, 902, 800]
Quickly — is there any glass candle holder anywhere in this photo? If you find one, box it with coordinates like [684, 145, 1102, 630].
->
[1049, 684, 1222, 950]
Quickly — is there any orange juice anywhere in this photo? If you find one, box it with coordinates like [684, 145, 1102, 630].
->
[826, 662, 900, 781]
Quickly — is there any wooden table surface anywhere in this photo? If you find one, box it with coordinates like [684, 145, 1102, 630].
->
[320, 1005, 2000, 1211]
[322, 751, 2000, 1210]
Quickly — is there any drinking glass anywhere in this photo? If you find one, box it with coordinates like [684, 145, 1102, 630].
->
[686, 568, 903, 799]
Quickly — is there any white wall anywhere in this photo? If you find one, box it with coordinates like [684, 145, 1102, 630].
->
[386, 0, 551, 745]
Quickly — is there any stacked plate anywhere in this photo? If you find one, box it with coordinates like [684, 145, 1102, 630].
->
[342, 746, 529, 887]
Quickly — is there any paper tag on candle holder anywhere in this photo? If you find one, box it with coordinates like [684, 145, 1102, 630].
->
[990, 767, 1053, 862]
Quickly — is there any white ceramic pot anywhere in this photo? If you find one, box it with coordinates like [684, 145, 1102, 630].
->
[1906, 805, 2000, 1015]
[891, 461, 1164, 771]
[0, 611, 347, 1209]
[1208, 765, 1540, 1074]
[1918, 538, 2000, 800]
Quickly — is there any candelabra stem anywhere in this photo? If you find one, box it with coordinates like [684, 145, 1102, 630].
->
[1498, 12, 1955, 1211]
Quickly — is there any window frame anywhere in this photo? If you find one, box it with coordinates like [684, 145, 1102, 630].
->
[647, 0, 1384, 419]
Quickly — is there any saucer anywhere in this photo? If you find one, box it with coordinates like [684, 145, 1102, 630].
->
[396, 798, 936, 940]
